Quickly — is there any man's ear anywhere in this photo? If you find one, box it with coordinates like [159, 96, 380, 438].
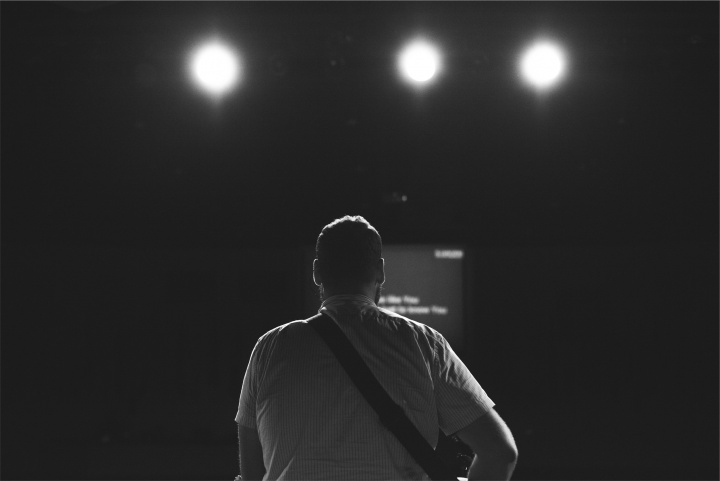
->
[377, 258, 385, 285]
[313, 259, 322, 287]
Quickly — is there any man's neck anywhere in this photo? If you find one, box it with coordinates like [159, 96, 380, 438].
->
[322, 284, 381, 304]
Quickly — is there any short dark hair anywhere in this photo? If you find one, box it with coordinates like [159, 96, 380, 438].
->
[315, 215, 382, 287]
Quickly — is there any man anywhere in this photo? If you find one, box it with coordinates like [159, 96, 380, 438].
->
[236, 215, 517, 480]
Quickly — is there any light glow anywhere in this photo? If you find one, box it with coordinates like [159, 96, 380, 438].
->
[398, 40, 441, 85]
[519, 41, 567, 90]
[190, 41, 240, 96]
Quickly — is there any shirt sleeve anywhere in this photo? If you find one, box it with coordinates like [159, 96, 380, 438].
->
[235, 338, 263, 428]
[431, 332, 495, 436]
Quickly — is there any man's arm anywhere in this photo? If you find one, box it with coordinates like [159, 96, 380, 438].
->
[238, 424, 266, 481]
[454, 408, 518, 481]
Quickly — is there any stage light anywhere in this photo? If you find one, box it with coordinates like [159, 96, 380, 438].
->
[398, 39, 442, 85]
[519, 41, 567, 90]
[190, 41, 240, 97]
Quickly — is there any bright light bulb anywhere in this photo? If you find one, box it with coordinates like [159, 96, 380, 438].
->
[520, 42, 566, 90]
[398, 40, 441, 84]
[191, 42, 240, 96]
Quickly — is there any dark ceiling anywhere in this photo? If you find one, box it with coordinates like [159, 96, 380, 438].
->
[2, 1, 717, 249]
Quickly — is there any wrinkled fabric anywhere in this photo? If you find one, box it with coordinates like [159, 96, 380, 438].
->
[236, 294, 494, 480]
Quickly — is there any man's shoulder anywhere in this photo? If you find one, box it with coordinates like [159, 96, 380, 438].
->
[257, 310, 446, 348]
[256, 317, 316, 344]
[376, 307, 445, 342]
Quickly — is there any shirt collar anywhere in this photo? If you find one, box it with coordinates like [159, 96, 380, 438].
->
[319, 294, 377, 311]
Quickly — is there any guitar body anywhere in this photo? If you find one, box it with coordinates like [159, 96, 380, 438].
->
[435, 431, 474, 480]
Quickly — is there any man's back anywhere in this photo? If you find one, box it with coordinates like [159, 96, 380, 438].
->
[236, 294, 495, 480]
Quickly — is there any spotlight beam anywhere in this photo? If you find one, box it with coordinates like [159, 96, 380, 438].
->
[189, 40, 241, 97]
[397, 38, 442, 87]
[519, 41, 567, 91]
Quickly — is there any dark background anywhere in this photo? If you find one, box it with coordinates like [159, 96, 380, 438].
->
[2, 2, 717, 479]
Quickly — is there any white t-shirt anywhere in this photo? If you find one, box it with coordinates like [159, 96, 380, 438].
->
[236, 294, 495, 480]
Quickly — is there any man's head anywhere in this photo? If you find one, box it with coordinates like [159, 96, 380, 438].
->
[313, 215, 384, 300]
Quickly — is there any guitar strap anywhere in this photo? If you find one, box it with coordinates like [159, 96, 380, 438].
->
[308, 313, 456, 481]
